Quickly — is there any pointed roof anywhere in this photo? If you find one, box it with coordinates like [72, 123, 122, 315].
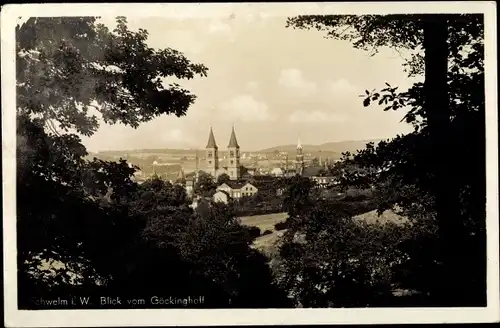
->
[228, 126, 240, 148]
[177, 168, 185, 180]
[206, 127, 218, 149]
[297, 138, 303, 150]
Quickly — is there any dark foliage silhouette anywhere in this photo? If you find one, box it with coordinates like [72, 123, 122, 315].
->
[286, 13, 486, 306]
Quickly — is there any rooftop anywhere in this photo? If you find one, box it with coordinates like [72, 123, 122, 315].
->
[220, 180, 255, 190]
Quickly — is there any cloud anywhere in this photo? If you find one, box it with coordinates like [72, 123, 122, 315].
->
[158, 127, 196, 148]
[289, 110, 348, 124]
[209, 19, 232, 35]
[162, 29, 206, 55]
[278, 68, 317, 96]
[218, 94, 274, 122]
[328, 78, 360, 97]
[247, 81, 259, 89]
[206, 18, 236, 43]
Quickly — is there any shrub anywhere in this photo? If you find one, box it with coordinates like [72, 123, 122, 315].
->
[245, 226, 261, 240]
[342, 188, 373, 202]
[274, 221, 289, 231]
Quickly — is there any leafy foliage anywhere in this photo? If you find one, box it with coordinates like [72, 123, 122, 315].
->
[276, 200, 412, 307]
[193, 171, 217, 197]
[286, 14, 486, 306]
[232, 189, 284, 217]
[217, 173, 231, 185]
[17, 17, 208, 136]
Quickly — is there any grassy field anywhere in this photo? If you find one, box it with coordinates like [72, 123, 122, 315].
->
[238, 212, 288, 232]
[238, 212, 288, 256]
[238, 209, 408, 258]
[353, 209, 408, 225]
[252, 230, 286, 255]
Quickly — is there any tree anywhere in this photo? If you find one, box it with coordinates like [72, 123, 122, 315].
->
[275, 197, 411, 307]
[175, 177, 187, 186]
[194, 171, 217, 197]
[286, 14, 485, 305]
[282, 175, 318, 218]
[16, 16, 209, 306]
[17, 16, 208, 135]
[175, 201, 292, 307]
[217, 173, 231, 185]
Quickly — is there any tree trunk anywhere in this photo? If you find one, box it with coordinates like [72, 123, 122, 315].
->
[423, 15, 465, 305]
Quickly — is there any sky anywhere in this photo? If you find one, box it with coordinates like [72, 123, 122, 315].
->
[81, 12, 418, 152]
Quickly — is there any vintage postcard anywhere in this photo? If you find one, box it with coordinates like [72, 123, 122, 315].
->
[2, 2, 499, 327]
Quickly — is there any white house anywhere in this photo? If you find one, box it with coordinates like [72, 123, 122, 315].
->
[213, 190, 231, 204]
[240, 182, 258, 198]
[185, 179, 194, 197]
[310, 176, 337, 187]
[216, 181, 258, 199]
[270, 167, 283, 177]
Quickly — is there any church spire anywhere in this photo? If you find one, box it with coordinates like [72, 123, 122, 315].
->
[295, 136, 304, 176]
[177, 167, 186, 183]
[228, 125, 239, 148]
[206, 127, 218, 149]
[297, 137, 303, 150]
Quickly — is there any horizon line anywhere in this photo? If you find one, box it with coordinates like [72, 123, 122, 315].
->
[88, 137, 390, 154]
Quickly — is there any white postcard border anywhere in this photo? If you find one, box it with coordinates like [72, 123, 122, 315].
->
[2, 2, 498, 326]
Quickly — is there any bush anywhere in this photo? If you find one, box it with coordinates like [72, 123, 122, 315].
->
[261, 230, 273, 236]
[274, 200, 407, 308]
[245, 226, 261, 240]
[274, 221, 289, 231]
[342, 188, 373, 202]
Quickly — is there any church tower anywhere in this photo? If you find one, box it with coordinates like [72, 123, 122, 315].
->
[295, 138, 304, 176]
[177, 167, 186, 183]
[205, 127, 219, 179]
[227, 126, 241, 180]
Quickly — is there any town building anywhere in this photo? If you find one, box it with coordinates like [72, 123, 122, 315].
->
[270, 167, 284, 177]
[268, 139, 338, 188]
[213, 190, 231, 204]
[204, 126, 245, 181]
[216, 181, 258, 199]
[295, 138, 305, 175]
[184, 129, 339, 199]
[310, 176, 337, 187]
[185, 179, 195, 197]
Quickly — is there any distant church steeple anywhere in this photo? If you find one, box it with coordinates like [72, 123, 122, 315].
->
[227, 125, 241, 180]
[205, 127, 219, 178]
[177, 167, 186, 183]
[295, 137, 304, 176]
[195, 150, 200, 182]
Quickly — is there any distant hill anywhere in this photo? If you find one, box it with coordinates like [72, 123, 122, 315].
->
[258, 139, 382, 154]
[92, 148, 200, 156]
[88, 139, 384, 161]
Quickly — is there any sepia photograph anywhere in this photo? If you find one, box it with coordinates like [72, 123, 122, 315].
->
[2, 2, 499, 326]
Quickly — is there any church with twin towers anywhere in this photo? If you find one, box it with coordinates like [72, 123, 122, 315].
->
[203, 126, 306, 181]
[204, 126, 242, 180]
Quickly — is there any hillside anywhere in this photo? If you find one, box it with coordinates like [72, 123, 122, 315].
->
[258, 139, 382, 154]
[86, 139, 385, 165]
